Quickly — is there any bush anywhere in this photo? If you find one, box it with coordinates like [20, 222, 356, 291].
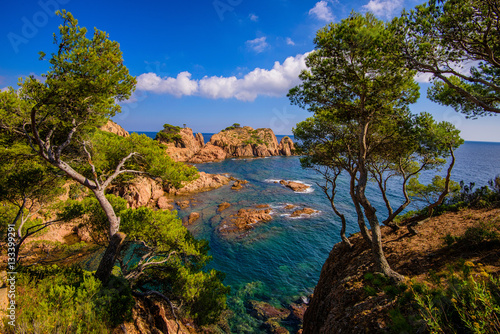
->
[410, 261, 500, 333]
[155, 123, 182, 143]
[3, 265, 134, 333]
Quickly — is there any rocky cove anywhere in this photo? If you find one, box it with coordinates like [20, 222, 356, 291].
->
[95, 121, 324, 332]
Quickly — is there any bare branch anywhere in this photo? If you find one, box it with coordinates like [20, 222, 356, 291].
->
[101, 152, 141, 189]
[83, 141, 101, 190]
[55, 119, 79, 159]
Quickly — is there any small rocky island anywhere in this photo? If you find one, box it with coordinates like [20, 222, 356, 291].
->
[157, 124, 296, 163]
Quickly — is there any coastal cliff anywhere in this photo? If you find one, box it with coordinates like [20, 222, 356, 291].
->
[302, 207, 500, 333]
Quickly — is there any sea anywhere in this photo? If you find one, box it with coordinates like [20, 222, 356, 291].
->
[134, 132, 500, 332]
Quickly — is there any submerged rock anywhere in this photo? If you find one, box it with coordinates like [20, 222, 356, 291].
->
[183, 212, 200, 225]
[217, 202, 231, 212]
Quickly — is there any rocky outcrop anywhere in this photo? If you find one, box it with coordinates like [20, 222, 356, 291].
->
[210, 126, 280, 158]
[188, 144, 227, 163]
[157, 197, 174, 210]
[109, 176, 165, 209]
[158, 125, 295, 163]
[161, 128, 204, 162]
[278, 136, 295, 156]
[109, 172, 230, 209]
[117, 296, 196, 334]
[183, 212, 200, 225]
[219, 206, 272, 235]
[247, 298, 309, 334]
[231, 179, 249, 190]
[290, 207, 319, 217]
[217, 202, 231, 212]
[100, 120, 129, 137]
[168, 172, 231, 196]
[279, 180, 311, 193]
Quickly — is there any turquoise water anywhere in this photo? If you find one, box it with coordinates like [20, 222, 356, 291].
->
[134, 131, 500, 331]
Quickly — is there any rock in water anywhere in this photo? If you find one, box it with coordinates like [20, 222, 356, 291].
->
[217, 202, 231, 212]
[278, 136, 295, 156]
[290, 208, 318, 217]
[279, 180, 311, 192]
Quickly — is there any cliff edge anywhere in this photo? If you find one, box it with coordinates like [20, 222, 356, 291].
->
[303, 207, 500, 333]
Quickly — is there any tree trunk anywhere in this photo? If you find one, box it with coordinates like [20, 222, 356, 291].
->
[92, 188, 121, 236]
[349, 173, 372, 244]
[357, 156, 404, 282]
[91, 189, 126, 283]
[95, 232, 126, 284]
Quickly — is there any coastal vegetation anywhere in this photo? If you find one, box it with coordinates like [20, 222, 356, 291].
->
[0, 0, 499, 332]
[155, 123, 183, 143]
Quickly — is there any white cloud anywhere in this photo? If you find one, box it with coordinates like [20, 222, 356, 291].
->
[1, 87, 8, 92]
[363, 0, 403, 19]
[309, 1, 334, 22]
[136, 52, 311, 102]
[249, 14, 259, 22]
[286, 37, 295, 46]
[136, 71, 198, 97]
[246, 37, 269, 53]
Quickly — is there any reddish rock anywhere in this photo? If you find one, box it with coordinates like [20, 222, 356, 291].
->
[209, 126, 280, 158]
[217, 202, 231, 212]
[290, 208, 319, 217]
[168, 172, 230, 195]
[285, 204, 297, 210]
[288, 303, 308, 322]
[108, 176, 164, 209]
[231, 180, 248, 190]
[162, 128, 204, 162]
[219, 206, 272, 235]
[278, 136, 295, 156]
[248, 300, 290, 321]
[157, 197, 174, 210]
[280, 180, 310, 192]
[255, 204, 270, 208]
[183, 212, 200, 225]
[189, 144, 227, 163]
[100, 120, 129, 137]
[176, 200, 190, 209]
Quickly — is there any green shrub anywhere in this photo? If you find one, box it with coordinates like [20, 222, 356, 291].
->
[410, 261, 500, 333]
[155, 123, 182, 143]
[3, 265, 134, 333]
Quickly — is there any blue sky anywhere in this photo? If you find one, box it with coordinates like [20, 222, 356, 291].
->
[1, 0, 499, 141]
